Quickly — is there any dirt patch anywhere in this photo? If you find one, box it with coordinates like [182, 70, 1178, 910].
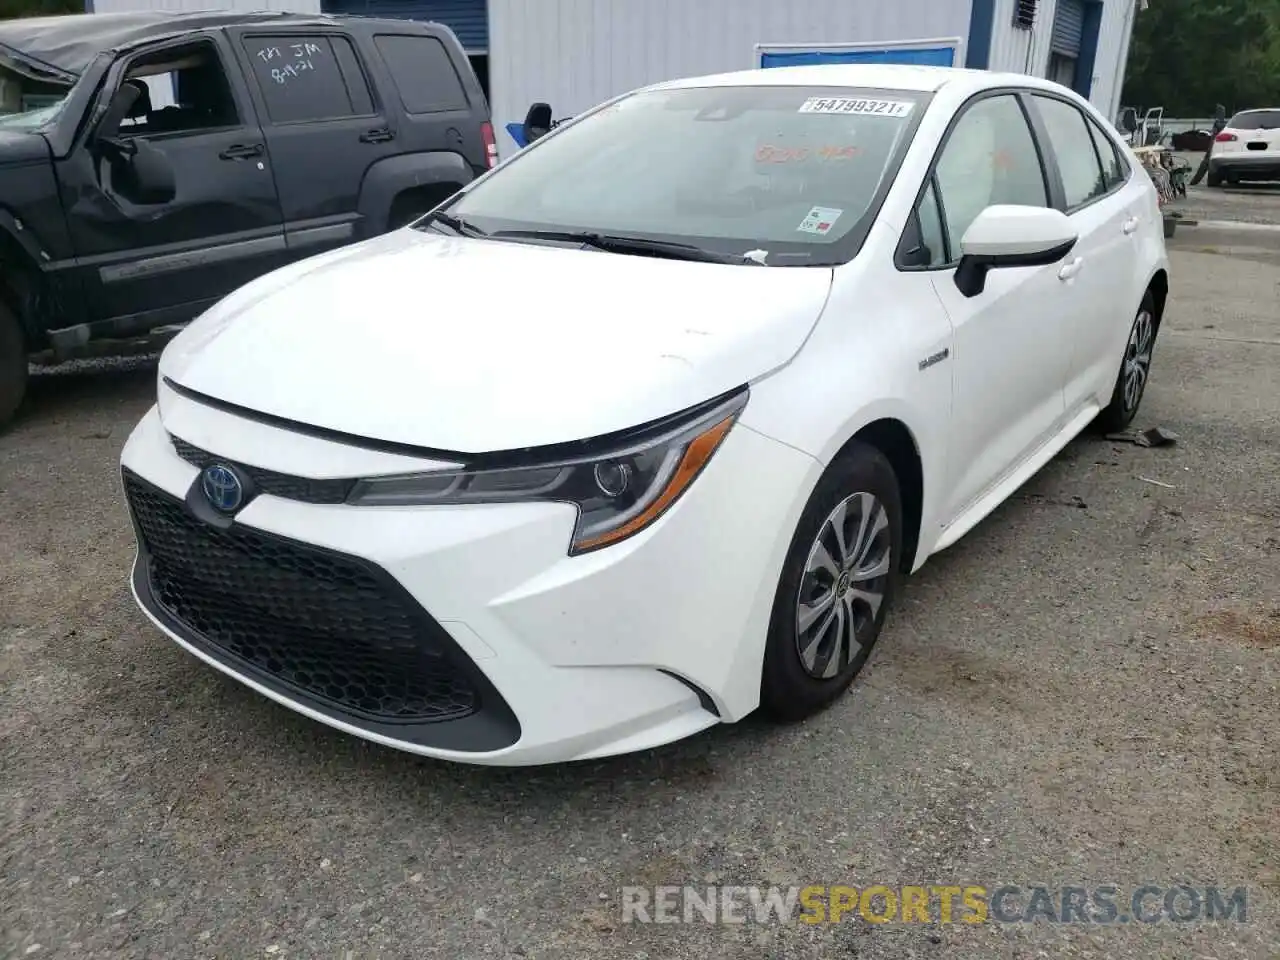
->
[1194, 609, 1280, 649]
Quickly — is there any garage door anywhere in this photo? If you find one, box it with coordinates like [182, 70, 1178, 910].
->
[321, 0, 488, 52]
[1050, 0, 1085, 57]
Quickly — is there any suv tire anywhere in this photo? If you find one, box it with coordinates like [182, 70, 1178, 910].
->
[0, 301, 27, 427]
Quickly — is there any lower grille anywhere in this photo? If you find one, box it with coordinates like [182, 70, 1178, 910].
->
[124, 472, 478, 724]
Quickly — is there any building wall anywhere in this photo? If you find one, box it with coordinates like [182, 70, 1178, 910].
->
[488, 0, 973, 157]
[986, 0, 1136, 118]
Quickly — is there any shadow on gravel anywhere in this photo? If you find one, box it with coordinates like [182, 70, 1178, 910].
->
[6, 356, 159, 434]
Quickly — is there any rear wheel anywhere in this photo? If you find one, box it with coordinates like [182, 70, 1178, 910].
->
[1207, 169, 1223, 187]
[761, 442, 902, 721]
[1096, 291, 1157, 434]
[0, 301, 28, 428]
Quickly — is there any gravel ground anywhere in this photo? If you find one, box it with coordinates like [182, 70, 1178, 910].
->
[1164, 152, 1280, 226]
[2, 249, 1278, 959]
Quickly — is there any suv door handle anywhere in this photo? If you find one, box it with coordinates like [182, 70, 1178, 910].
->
[219, 143, 264, 160]
[359, 127, 395, 144]
[1122, 216, 1140, 235]
[1058, 257, 1085, 281]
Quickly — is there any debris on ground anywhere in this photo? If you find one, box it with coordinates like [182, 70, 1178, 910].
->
[1019, 493, 1088, 509]
[1106, 426, 1179, 448]
[1139, 476, 1177, 489]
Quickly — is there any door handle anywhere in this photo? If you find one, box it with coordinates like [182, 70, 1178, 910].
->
[219, 143, 264, 160]
[1058, 257, 1085, 281]
[359, 127, 395, 144]
[1122, 216, 1140, 235]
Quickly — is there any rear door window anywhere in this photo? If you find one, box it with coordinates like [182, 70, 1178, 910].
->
[243, 34, 370, 124]
[373, 34, 469, 114]
[1228, 110, 1280, 130]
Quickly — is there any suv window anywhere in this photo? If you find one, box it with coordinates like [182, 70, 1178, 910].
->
[243, 35, 370, 124]
[1084, 114, 1127, 189]
[374, 34, 468, 114]
[1033, 95, 1107, 210]
[118, 41, 239, 137]
[1227, 110, 1280, 130]
[931, 93, 1048, 262]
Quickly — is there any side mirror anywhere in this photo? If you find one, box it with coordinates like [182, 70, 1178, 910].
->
[522, 102, 553, 145]
[953, 205, 1078, 298]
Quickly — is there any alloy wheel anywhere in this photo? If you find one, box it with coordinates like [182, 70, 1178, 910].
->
[794, 491, 892, 679]
[1123, 308, 1155, 412]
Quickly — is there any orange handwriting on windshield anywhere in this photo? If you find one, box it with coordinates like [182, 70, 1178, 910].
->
[755, 144, 862, 163]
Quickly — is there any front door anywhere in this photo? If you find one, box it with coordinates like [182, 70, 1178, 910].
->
[231, 28, 400, 252]
[57, 34, 286, 327]
[923, 91, 1072, 523]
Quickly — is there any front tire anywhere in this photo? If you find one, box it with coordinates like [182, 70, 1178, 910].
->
[761, 441, 902, 721]
[0, 301, 27, 428]
[1096, 291, 1157, 434]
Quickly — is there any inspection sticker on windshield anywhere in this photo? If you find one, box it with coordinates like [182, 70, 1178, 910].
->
[797, 206, 843, 236]
[798, 97, 914, 117]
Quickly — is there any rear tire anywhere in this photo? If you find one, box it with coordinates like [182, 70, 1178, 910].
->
[1095, 290, 1157, 434]
[0, 301, 27, 428]
[1206, 169, 1223, 188]
[760, 441, 902, 721]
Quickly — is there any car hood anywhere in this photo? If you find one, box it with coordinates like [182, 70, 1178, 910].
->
[0, 129, 52, 164]
[160, 228, 834, 453]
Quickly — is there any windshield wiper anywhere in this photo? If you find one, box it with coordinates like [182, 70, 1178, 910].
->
[490, 229, 761, 265]
[419, 211, 488, 237]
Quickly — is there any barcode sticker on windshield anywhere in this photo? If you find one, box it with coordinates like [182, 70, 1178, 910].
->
[797, 206, 843, 235]
[798, 97, 914, 118]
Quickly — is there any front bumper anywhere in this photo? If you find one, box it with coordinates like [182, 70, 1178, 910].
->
[120, 390, 819, 765]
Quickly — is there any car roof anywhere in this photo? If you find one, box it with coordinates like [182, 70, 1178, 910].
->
[0, 10, 445, 85]
[652, 63, 1074, 98]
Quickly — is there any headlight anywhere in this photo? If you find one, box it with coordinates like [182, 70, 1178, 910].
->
[347, 388, 748, 554]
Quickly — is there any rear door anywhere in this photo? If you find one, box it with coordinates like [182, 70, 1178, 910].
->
[1025, 92, 1142, 415]
[232, 26, 398, 256]
[364, 28, 492, 179]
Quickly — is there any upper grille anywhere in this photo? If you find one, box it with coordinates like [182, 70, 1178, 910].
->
[171, 436, 355, 505]
[124, 472, 478, 724]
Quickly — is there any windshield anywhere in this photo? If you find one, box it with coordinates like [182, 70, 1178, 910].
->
[443, 85, 927, 265]
[0, 97, 68, 131]
[1229, 110, 1280, 130]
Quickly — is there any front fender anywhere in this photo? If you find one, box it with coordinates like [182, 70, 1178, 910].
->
[356, 152, 474, 236]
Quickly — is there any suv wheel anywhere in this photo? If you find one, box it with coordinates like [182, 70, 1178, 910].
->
[760, 441, 902, 721]
[0, 301, 28, 427]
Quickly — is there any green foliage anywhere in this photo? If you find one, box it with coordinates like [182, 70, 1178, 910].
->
[0, 0, 84, 21]
[1123, 0, 1280, 115]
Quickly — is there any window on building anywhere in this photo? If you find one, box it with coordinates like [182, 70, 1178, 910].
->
[1032, 95, 1107, 209]
[374, 35, 469, 114]
[242, 35, 371, 124]
[932, 94, 1048, 260]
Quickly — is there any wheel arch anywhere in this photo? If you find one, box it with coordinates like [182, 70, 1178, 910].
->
[1147, 267, 1169, 331]
[823, 416, 926, 576]
[356, 152, 474, 236]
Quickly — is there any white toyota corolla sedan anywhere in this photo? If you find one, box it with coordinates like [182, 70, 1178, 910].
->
[120, 64, 1169, 765]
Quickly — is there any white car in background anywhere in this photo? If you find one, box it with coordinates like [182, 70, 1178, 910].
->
[1208, 108, 1280, 186]
[120, 64, 1170, 766]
